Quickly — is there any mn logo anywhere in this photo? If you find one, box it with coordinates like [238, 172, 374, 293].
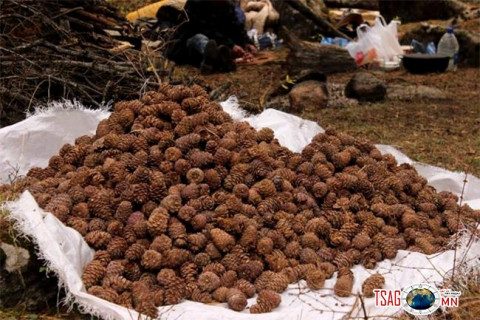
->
[374, 283, 461, 316]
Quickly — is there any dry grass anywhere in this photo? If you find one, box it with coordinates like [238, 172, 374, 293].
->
[313, 68, 480, 177]
[177, 56, 479, 177]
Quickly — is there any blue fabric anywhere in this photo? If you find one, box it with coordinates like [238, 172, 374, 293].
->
[235, 5, 246, 25]
[186, 33, 210, 55]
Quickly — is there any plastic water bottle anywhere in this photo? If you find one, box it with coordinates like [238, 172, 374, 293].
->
[437, 27, 459, 71]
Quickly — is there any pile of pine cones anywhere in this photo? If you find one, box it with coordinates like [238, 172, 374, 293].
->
[23, 84, 479, 318]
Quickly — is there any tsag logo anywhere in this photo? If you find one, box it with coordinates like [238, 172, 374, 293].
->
[374, 283, 461, 316]
[374, 289, 401, 307]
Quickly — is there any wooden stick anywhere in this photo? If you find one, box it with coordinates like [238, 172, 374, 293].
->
[285, 0, 353, 41]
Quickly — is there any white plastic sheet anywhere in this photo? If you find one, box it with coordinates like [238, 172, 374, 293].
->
[0, 101, 110, 184]
[3, 99, 480, 320]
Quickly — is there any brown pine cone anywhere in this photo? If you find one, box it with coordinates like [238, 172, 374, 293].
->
[250, 303, 271, 313]
[88, 286, 119, 304]
[149, 234, 172, 253]
[236, 260, 263, 283]
[293, 264, 316, 280]
[317, 262, 336, 279]
[82, 260, 106, 288]
[362, 273, 385, 297]
[125, 243, 145, 261]
[88, 190, 112, 219]
[352, 232, 372, 250]
[197, 271, 221, 292]
[212, 286, 229, 302]
[85, 231, 111, 249]
[264, 273, 289, 293]
[180, 262, 198, 284]
[164, 248, 192, 268]
[234, 279, 256, 298]
[334, 268, 354, 297]
[147, 207, 169, 236]
[250, 289, 281, 313]
[66, 217, 88, 236]
[220, 270, 238, 288]
[210, 228, 235, 252]
[257, 237, 274, 255]
[226, 288, 247, 311]
[140, 250, 163, 270]
[102, 274, 132, 293]
[306, 269, 326, 290]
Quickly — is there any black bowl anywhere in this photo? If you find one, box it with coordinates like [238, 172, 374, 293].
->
[402, 54, 450, 74]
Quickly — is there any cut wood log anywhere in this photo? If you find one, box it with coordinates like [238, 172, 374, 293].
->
[325, 0, 379, 10]
[283, 27, 357, 74]
[285, 0, 353, 40]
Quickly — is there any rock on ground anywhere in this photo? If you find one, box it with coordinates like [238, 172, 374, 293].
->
[345, 72, 387, 102]
[289, 80, 328, 113]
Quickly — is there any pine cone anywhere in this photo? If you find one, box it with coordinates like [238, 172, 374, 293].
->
[362, 273, 385, 297]
[85, 231, 111, 249]
[125, 243, 145, 261]
[237, 260, 263, 282]
[212, 286, 229, 302]
[147, 207, 169, 236]
[140, 250, 163, 270]
[82, 260, 106, 288]
[264, 273, 289, 293]
[88, 286, 119, 304]
[150, 234, 172, 253]
[220, 270, 238, 288]
[197, 271, 221, 292]
[256, 237, 274, 255]
[164, 248, 192, 268]
[251, 289, 281, 313]
[102, 274, 132, 294]
[334, 268, 354, 297]
[88, 190, 112, 219]
[210, 228, 235, 252]
[352, 232, 372, 250]
[234, 279, 255, 298]
[226, 288, 247, 311]
[306, 269, 326, 290]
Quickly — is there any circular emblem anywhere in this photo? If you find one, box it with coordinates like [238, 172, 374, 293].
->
[401, 283, 441, 315]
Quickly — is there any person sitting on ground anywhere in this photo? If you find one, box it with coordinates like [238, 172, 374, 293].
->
[163, 0, 257, 74]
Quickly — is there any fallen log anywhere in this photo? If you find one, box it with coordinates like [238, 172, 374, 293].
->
[283, 27, 357, 75]
[324, 0, 379, 11]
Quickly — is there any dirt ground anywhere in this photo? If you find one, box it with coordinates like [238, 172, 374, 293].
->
[171, 49, 480, 178]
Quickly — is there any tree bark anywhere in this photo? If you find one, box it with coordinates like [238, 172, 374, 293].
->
[283, 27, 357, 74]
[285, 0, 353, 40]
[324, 0, 379, 10]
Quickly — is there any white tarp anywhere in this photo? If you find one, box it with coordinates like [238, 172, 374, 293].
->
[2, 99, 480, 320]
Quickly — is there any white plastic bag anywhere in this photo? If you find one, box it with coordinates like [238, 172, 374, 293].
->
[346, 17, 403, 65]
[371, 16, 403, 60]
[346, 24, 380, 65]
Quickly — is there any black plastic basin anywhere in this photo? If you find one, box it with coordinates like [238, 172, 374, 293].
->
[402, 54, 450, 74]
